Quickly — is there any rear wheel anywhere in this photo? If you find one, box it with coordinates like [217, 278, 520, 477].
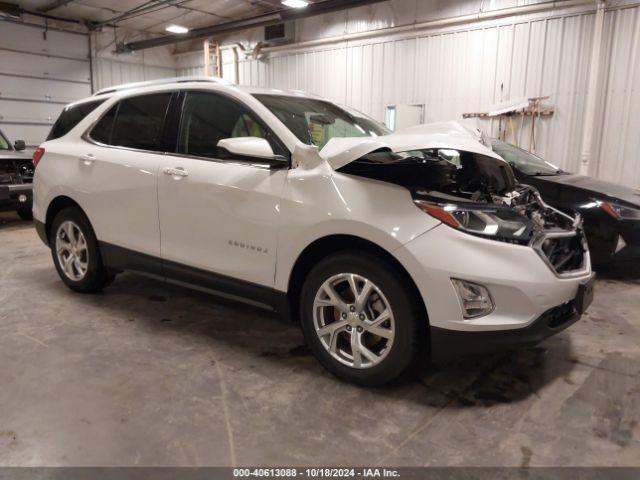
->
[300, 252, 421, 386]
[50, 207, 114, 293]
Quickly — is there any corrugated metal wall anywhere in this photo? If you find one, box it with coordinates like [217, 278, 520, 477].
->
[232, 9, 597, 177]
[174, 49, 238, 83]
[91, 29, 178, 92]
[176, 0, 640, 187]
[593, 4, 640, 186]
[92, 58, 177, 92]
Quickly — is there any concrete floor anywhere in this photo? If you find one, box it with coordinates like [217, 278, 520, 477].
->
[0, 211, 639, 467]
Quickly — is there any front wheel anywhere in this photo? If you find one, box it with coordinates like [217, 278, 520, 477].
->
[300, 252, 421, 386]
[50, 207, 114, 293]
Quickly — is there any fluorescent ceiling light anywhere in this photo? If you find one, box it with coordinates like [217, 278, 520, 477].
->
[165, 24, 189, 34]
[281, 0, 309, 8]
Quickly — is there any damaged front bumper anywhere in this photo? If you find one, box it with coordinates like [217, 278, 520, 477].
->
[394, 222, 594, 359]
[429, 299, 584, 362]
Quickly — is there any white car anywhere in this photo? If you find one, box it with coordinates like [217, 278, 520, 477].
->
[32, 77, 594, 385]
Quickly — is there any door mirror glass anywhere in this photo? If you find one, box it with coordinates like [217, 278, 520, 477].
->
[217, 137, 286, 168]
[14, 140, 26, 151]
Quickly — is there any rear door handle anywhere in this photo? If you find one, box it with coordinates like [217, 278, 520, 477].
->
[163, 167, 189, 178]
[79, 153, 95, 166]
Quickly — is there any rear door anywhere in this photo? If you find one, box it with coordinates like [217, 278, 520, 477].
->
[158, 90, 288, 288]
[79, 92, 174, 263]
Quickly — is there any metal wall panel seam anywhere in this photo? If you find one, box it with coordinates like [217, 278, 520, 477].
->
[0, 71, 90, 84]
[0, 46, 89, 62]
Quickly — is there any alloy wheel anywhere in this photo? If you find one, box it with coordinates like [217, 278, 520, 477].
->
[312, 273, 395, 369]
[55, 220, 89, 281]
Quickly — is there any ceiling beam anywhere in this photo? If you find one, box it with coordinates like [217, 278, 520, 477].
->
[250, 0, 288, 7]
[92, 0, 179, 28]
[37, 0, 76, 13]
[116, 0, 387, 53]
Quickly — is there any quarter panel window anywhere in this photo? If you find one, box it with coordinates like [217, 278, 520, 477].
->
[109, 93, 172, 151]
[47, 99, 105, 141]
[178, 92, 266, 159]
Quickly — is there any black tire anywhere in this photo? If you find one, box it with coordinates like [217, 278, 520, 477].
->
[17, 207, 33, 221]
[300, 251, 422, 386]
[50, 207, 114, 293]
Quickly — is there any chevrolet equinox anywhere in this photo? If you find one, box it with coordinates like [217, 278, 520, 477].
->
[32, 77, 594, 385]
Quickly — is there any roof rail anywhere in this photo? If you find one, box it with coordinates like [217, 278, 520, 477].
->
[93, 76, 233, 96]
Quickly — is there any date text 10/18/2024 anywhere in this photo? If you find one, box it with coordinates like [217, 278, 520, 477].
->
[233, 468, 401, 478]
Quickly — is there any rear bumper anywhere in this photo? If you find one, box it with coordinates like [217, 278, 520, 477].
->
[0, 184, 32, 211]
[430, 301, 581, 362]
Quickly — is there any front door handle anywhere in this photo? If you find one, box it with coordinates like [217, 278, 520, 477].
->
[163, 167, 189, 178]
[79, 153, 95, 166]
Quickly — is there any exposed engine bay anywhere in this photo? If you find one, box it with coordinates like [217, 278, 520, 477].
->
[338, 148, 588, 274]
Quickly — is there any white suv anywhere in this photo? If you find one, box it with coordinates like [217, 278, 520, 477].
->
[33, 77, 594, 385]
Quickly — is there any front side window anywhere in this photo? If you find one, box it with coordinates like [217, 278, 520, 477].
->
[47, 99, 105, 141]
[491, 140, 561, 176]
[254, 94, 390, 149]
[90, 93, 172, 151]
[178, 91, 267, 159]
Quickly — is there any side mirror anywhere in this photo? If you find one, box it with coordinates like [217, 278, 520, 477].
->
[216, 137, 287, 168]
[14, 140, 26, 151]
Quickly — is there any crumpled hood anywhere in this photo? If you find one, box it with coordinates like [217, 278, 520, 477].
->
[319, 121, 504, 170]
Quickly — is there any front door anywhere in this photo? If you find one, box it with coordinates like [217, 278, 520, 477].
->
[158, 91, 288, 288]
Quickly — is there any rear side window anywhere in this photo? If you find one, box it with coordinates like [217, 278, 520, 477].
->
[47, 99, 105, 141]
[89, 93, 172, 151]
[90, 104, 117, 144]
[178, 91, 266, 159]
[111, 93, 171, 150]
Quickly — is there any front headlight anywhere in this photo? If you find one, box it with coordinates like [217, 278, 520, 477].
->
[599, 201, 640, 220]
[414, 200, 533, 243]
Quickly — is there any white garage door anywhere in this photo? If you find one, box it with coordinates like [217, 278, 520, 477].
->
[0, 21, 91, 149]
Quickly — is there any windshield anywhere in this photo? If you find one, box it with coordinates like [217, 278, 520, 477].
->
[254, 94, 390, 149]
[0, 130, 10, 150]
[491, 139, 561, 176]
